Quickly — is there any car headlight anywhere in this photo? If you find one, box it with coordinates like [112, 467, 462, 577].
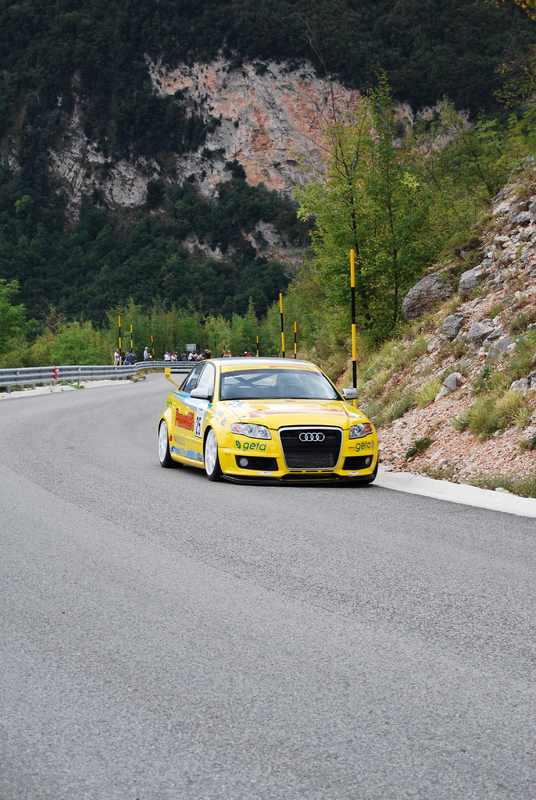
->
[231, 423, 271, 440]
[349, 422, 373, 439]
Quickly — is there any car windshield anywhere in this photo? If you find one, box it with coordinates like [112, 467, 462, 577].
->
[220, 369, 340, 401]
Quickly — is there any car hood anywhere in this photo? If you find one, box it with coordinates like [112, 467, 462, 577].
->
[218, 398, 369, 429]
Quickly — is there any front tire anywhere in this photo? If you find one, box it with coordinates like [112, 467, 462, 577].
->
[204, 428, 222, 481]
[158, 421, 175, 468]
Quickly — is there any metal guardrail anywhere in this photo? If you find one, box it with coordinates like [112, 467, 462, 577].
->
[0, 361, 192, 392]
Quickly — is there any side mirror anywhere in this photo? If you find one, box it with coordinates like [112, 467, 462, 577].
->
[342, 387, 358, 401]
[190, 386, 211, 400]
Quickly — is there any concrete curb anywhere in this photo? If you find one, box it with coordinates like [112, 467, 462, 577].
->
[377, 468, 536, 519]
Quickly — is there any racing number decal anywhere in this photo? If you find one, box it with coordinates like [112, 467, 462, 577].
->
[194, 409, 205, 437]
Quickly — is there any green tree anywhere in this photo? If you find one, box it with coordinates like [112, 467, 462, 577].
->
[0, 279, 27, 356]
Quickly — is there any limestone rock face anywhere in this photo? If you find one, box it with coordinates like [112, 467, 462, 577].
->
[401, 272, 453, 320]
[47, 56, 356, 251]
[148, 58, 357, 197]
[49, 100, 159, 217]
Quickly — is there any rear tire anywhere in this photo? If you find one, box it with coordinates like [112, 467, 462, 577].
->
[204, 428, 222, 481]
[158, 421, 175, 468]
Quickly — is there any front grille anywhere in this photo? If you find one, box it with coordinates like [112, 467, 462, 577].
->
[343, 455, 374, 470]
[280, 428, 342, 470]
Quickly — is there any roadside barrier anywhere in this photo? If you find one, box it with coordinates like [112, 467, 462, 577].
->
[0, 361, 192, 392]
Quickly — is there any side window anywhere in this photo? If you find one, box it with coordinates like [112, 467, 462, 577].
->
[195, 364, 215, 398]
[182, 365, 203, 394]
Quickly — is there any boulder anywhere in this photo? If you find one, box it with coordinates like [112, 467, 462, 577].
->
[487, 335, 512, 359]
[443, 371, 463, 392]
[510, 378, 529, 393]
[440, 313, 464, 340]
[459, 266, 484, 298]
[529, 200, 536, 223]
[513, 211, 531, 226]
[466, 320, 496, 344]
[435, 371, 463, 400]
[402, 272, 453, 320]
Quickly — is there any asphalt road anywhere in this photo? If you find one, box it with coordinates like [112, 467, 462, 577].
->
[1, 375, 535, 800]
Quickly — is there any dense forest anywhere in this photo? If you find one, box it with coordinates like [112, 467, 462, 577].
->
[0, 0, 534, 366]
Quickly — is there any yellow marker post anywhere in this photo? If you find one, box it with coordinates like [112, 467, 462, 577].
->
[279, 292, 285, 358]
[293, 321, 298, 358]
[117, 314, 122, 356]
[349, 249, 358, 393]
[256, 335, 260, 357]
[129, 323, 133, 351]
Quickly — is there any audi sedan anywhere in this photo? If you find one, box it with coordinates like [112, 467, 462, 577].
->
[158, 357, 379, 484]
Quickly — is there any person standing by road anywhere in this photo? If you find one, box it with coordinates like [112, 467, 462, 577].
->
[143, 346, 151, 361]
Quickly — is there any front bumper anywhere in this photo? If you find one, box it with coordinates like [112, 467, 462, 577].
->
[218, 430, 379, 481]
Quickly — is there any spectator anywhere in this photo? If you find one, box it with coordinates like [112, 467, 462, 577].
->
[143, 346, 151, 361]
[124, 350, 136, 365]
[171, 352, 178, 361]
[164, 351, 171, 361]
[113, 349, 121, 366]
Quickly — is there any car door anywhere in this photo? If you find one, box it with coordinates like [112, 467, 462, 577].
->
[188, 363, 216, 461]
[172, 363, 205, 464]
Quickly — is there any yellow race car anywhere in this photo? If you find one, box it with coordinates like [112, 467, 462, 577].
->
[158, 357, 379, 484]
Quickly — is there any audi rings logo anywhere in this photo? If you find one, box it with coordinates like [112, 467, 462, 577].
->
[299, 431, 325, 443]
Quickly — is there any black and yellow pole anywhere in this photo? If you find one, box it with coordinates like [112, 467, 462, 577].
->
[150, 334, 155, 359]
[256, 335, 260, 357]
[129, 323, 133, 351]
[293, 320, 298, 358]
[279, 292, 285, 358]
[350, 249, 358, 392]
[117, 314, 123, 356]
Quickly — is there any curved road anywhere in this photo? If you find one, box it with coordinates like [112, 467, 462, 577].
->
[1, 375, 535, 799]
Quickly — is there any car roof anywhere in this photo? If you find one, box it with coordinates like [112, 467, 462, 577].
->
[209, 357, 320, 372]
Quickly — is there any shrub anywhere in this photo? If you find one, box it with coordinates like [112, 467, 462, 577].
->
[405, 436, 433, 460]
[415, 378, 441, 408]
[509, 308, 536, 335]
[383, 389, 416, 423]
[505, 331, 536, 382]
[421, 464, 457, 482]
[466, 395, 501, 437]
[488, 302, 505, 319]
[452, 411, 469, 432]
[465, 390, 526, 438]
[520, 433, 536, 451]
[365, 367, 392, 398]
[471, 474, 536, 499]
[496, 390, 526, 428]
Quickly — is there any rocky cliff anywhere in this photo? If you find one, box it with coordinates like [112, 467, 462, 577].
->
[359, 163, 536, 494]
[47, 59, 354, 217]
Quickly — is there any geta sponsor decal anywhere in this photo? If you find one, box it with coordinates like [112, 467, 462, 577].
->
[235, 440, 267, 452]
